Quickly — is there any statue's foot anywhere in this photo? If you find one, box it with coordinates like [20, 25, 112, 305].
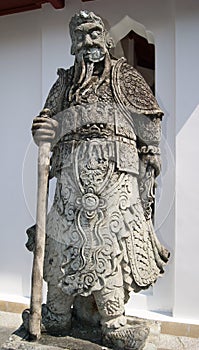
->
[102, 324, 150, 350]
[41, 304, 71, 336]
[21, 308, 31, 332]
[22, 305, 71, 337]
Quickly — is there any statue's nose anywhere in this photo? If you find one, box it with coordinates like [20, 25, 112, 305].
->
[84, 34, 93, 46]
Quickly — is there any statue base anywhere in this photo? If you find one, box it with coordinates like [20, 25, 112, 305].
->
[0, 316, 160, 350]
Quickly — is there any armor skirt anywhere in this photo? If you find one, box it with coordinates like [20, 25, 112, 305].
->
[44, 138, 169, 297]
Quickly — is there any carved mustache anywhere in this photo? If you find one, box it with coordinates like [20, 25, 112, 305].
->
[77, 43, 103, 51]
[85, 48, 105, 61]
[76, 46, 105, 62]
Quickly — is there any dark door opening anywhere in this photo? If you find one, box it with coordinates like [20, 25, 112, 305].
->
[121, 30, 155, 94]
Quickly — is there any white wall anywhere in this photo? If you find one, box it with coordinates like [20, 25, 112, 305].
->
[0, 0, 198, 322]
[0, 10, 42, 299]
[174, 0, 199, 321]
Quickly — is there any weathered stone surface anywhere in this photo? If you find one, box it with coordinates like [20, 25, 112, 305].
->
[26, 9, 170, 350]
[1, 311, 199, 350]
[1, 317, 161, 350]
[1, 334, 104, 350]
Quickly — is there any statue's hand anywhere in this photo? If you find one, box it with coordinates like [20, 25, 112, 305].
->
[142, 154, 161, 177]
[31, 110, 58, 146]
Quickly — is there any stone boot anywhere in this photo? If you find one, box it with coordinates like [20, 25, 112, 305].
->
[22, 304, 71, 337]
[102, 324, 150, 350]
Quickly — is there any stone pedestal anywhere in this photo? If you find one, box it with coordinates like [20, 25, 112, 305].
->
[1, 316, 161, 350]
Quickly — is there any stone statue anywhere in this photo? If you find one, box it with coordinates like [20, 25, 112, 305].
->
[26, 10, 169, 350]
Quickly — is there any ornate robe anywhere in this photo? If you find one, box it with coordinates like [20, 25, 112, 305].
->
[42, 58, 169, 298]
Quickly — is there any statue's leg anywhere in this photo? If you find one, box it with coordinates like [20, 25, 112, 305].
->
[93, 283, 126, 334]
[93, 272, 149, 350]
[93, 265, 126, 333]
[42, 282, 74, 336]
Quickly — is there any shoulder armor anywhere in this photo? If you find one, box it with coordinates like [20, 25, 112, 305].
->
[112, 58, 163, 117]
[44, 66, 73, 115]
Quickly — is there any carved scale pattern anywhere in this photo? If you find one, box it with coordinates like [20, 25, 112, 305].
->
[116, 59, 163, 115]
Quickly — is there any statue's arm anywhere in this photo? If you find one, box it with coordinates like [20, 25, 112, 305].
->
[135, 114, 162, 177]
[26, 69, 72, 252]
[112, 58, 163, 219]
[43, 68, 70, 114]
[31, 67, 72, 147]
[134, 113, 162, 220]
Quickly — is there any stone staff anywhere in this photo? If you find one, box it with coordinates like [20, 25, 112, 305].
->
[29, 109, 51, 340]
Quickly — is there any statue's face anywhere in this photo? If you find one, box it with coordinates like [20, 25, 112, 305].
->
[72, 21, 108, 63]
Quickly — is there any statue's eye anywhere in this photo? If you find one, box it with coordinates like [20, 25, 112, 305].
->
[90, 30, 101, 39]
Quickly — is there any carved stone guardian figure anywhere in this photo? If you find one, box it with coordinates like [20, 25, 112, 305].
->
[25, 10, 169, 350]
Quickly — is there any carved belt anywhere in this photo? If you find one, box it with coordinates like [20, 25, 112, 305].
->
[60, 133, 136, 146]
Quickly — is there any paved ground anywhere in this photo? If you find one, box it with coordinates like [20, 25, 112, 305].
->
[0, 311, 199, 350]
[0, 312, 22, 346]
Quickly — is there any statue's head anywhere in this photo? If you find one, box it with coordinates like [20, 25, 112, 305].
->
[69, 10, 115, 63]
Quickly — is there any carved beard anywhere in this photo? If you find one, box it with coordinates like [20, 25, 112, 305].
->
[68, 50, 111, 103]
